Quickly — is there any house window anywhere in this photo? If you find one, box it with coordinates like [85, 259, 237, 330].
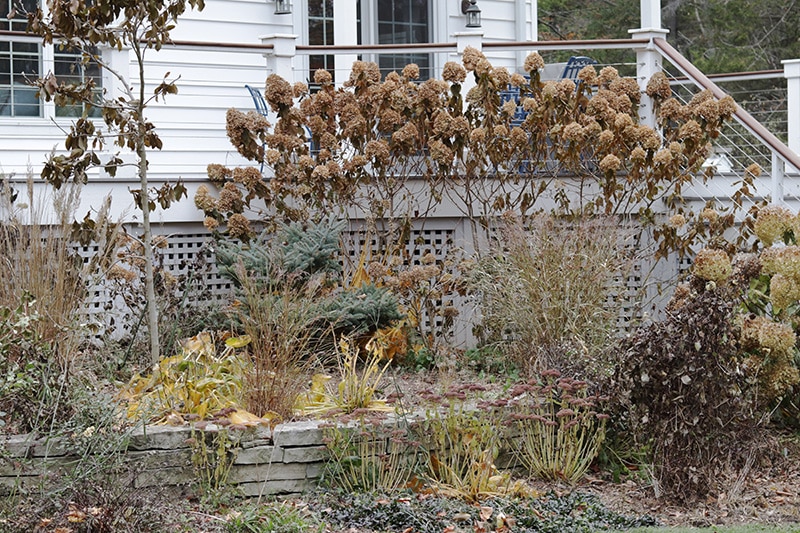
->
[376, 0, 430, 79]
[308, 0, 334, 88]
[1, 0, 40, 116]
[1, 0, 101, 118]
[53, 45, 102, 117]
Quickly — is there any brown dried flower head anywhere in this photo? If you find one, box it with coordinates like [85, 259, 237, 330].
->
[442, 61, 467, 83]
[207, 163, 231, 184]
[402, 63, 420, 80]
[523, 52, 545, 72]
[218, 182, 244, 214]
[314, 69, 333, 85]
[194, 185, 217, 212]
[668, 213, 687, 228]
[461, 46, 485, 71]
[599, 154, 621, 173]
[264, 74, 294, 110]
[227, 213, 252, 240]
[645, 71, 672, 100]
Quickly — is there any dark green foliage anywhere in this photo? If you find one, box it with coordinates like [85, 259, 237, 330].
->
[323, 283, 404, 335]
[216, 216, 345, 287]
[216, 216, 402, 340]
[311, 490, 659, 533]
[280, 216, 346, 276]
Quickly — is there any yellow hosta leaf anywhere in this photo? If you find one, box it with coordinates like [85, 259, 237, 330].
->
[181, 331, 214, 357]
[228, 409, 277, 426]
[225, 335, 252, 348]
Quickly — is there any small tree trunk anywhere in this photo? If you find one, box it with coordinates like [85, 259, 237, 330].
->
[137, 137, 160, 364]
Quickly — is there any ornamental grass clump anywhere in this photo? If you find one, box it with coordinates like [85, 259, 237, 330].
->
[470, 213, 629, 376]
[509, 370, 608, 484]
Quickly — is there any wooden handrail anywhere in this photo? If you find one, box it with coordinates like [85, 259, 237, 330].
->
[653, 37, 800, 172]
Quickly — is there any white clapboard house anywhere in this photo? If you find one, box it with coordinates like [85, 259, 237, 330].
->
[1, 0, 799, 334]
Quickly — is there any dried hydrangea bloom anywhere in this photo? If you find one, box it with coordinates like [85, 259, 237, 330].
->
[292, 82, 308, 98]
[653, 148, 673, 166]
[233, 166, 262, 188]
[470, 127, 487, 144]
[203, 216, 219, 231]
[773, 246, 800, 278]
[521, 97, 537, 113]
[669, 141, 683, 155]
[442, 61, 466, 83]
[475, 58, 492, 76]
[754, 317, 797, 354]
[542, 82, 558, 99]
[695, 98, 720, 122]
[265, 149, 281, 165]
[419, 79, 448, 103]
[764, 364, 800, 401]
[320, 132, 338, 151]
[194, 185, 217, 212]
[523, 52, 545, 72]
[311, 165, 330, 180]
[639, 127, 661, 150]
[365, 139, 390, 163]
[598, 129, 614, 145]
[563, 122, 584, 143]
[314, 69, 333, 85]
[429, 139, 454, 165]
[614, 112, 634, 130]
[745, 163, 762, 178]
[770, 273, 799, 310]
[298, 155, 315, 170]
[754, 204, 793, 246]
[610, 77, 640, 102]
[264, 74, 294, 110]
[510, 72, 527, 87]
[631, 146, 647, 163]
[465, 85, 485, 104]
[402, 63, 420, 80]
[692, 247, 732, 282]
[492, 66, 510, 87]
[493, 124, 509, 137]
[645, 71, 672, 99]
[510, 127, 527, 146]
[599, 154, 621, 173]
[717, 95, 737, 117]
[393, 122, 418, 145]
[227, 213, 252, 240]
[678, 119, 702, 141]
[433, 111, 453, 135]
[207, 163, 231, 184]
[452, 116, 470, 137]
[597, 66, 619, 85]
[577, 65, 597, 85]
[687, 90, 713, 110]
[668, 213, 687, 228]
[461, 46, 485, 71]
[218, 182, 244, 213]
[501, 96, 521, 117]
[658, 98, 686, 122]
[700, 207, 719, 224]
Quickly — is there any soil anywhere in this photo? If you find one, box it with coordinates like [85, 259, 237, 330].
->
[379, 368, 800, 530]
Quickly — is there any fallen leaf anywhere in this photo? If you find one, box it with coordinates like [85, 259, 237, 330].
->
[479, 506, 493, 520]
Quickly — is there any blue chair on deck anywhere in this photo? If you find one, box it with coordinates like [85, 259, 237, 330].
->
[245, 84, 316, 171]
[559, 55, 598, 81]
[245, 84, 269, 171]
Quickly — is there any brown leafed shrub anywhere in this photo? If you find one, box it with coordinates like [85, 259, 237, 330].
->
[613, 257, 765, 502]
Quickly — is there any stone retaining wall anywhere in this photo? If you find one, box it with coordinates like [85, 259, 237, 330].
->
[1, 419, 334, 497]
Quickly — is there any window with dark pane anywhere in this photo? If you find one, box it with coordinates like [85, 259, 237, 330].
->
[376, 0, 430, 80]
[308, 0, 334, 90]
[54, 44, 102, 117]
[1, 0, 41, 116]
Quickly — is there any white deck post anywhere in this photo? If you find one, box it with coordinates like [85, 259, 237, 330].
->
[629, 0, 667, 129]
[783, 59, 800, 174]
[333, 0, 358, 87]
[261, 34, 297, 82]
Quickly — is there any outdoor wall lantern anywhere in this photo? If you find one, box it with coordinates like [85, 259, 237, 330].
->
[461, 0, 481, 28]
[274, 0, 292, 15]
